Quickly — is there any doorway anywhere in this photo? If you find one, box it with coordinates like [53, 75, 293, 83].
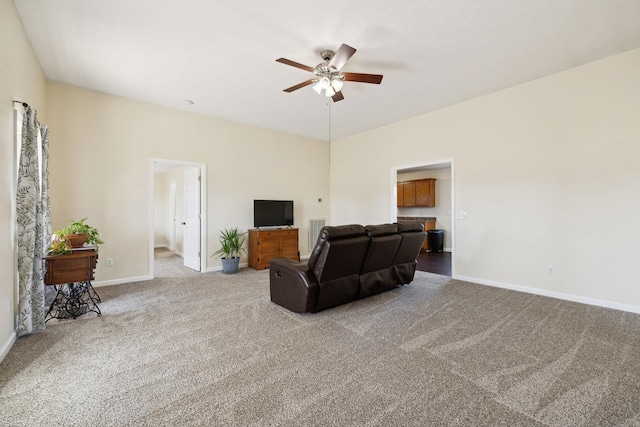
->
[393, 160, 454, 276]
[150, 158, 207, 278]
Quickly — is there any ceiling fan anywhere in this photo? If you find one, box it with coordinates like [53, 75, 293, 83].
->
[276, 44, 383, 102]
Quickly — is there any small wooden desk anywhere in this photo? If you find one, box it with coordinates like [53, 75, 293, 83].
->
[43, 248, 101, 321]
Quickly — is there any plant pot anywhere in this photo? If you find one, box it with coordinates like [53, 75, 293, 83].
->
[67, 233, 88, 248]
[221, 257, 240, 274]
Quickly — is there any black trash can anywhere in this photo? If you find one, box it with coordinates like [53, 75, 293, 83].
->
[427, 229, 444, 253]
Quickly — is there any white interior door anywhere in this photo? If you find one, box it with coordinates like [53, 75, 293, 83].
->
[183, 168, 201, 271]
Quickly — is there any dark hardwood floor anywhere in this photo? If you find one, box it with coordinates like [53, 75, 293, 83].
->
[416, 251, 451, 276]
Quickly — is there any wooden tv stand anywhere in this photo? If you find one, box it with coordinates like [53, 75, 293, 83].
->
[248, 228, 299, 270]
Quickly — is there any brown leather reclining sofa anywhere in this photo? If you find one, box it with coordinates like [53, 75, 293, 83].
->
[269, 222, 426, 313]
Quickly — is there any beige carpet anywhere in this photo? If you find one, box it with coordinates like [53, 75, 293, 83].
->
[1, 249, 639, 426]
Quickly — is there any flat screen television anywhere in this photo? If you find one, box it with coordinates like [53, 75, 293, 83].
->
[253, 200, 294, 228]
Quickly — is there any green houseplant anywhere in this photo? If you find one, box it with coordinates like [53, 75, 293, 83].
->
[48, 230, 72, 255]
[49, 218, 104, 254]
[212, 227, 246, 274]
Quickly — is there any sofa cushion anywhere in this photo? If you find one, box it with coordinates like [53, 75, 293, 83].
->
[360, 224, 402, 297]
[312, 233, 369, 283]
[361, 224, 401, 274]
[308, 224, 366, 271]
[397, 222, 424, 233]
[392, 224, 426, 265]
[365, 223, 398, 237]
[392, 222, 427, 284]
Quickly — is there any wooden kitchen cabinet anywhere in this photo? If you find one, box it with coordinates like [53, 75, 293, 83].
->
[248, 228, 299, 270]
[397, 179, 436, 207]
[403, 181, 416, 206]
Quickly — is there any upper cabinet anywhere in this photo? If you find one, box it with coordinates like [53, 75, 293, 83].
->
[397, 178, 436, 207]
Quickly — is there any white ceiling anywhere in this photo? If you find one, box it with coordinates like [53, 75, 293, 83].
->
[14, 0, 640, 142]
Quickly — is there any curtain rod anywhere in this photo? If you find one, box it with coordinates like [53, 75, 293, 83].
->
[13, 100, 29, 107]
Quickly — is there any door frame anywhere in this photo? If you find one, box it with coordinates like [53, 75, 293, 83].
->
[149, 158, 207, 277]
[169, 179, 177, 251]
[391, 158, 455, 276]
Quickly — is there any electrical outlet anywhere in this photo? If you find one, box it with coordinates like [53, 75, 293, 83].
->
[459, 211, 468, 220]
[547, 265, 556, 276]
[106, 258, 113, 267]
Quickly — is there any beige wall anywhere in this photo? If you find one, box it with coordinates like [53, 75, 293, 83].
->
[44, 82, 330, 283]
[331, 48, 640, 312]
[0, 0, 47, 358]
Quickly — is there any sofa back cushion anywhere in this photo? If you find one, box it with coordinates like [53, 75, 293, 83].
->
[361, 224, 401, 274]
[392, 222, 426, 264]
[358, 224, 402, 297]
[308, 224, 370, 311]
[308, 224, 369, 283]
[392, 222, 427, 284]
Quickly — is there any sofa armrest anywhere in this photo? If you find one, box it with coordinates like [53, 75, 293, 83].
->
[269, 258, 319, 313]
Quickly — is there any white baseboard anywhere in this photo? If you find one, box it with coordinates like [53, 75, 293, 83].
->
[1, 331, 17, 364]
[92, 275, 153, 288]
[453, 274, 640, 314]
[154, 244, 169, 249]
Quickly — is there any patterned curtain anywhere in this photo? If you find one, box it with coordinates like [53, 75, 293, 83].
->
[16, 107, 49, 335]
[40, 125, 55, 307]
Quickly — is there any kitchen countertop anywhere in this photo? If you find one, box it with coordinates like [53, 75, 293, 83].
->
[397, 216, 436, 222]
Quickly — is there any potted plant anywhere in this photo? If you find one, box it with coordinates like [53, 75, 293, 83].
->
[50, 218, 104, 253]
[48, 230, 72, 255]
[212, 227, 246, 274]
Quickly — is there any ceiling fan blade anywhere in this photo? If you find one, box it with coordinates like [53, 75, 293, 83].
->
[332, 91, 344, 102]
[342, 72, 383, 84]
[328, 44, 356, 70]
[283, 79, 315, 92]
[276, 58, 314, 72]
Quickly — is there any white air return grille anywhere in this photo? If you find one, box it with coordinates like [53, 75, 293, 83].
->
[308, 219, 326, 251]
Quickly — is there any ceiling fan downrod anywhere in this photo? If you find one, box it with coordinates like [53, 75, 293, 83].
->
[320, 49, 335, 62]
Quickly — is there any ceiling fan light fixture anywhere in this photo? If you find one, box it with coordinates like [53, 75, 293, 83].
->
[325, 85, 335, 97]
[331, 78, 344, 92]
[313, 77, 331, 94]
